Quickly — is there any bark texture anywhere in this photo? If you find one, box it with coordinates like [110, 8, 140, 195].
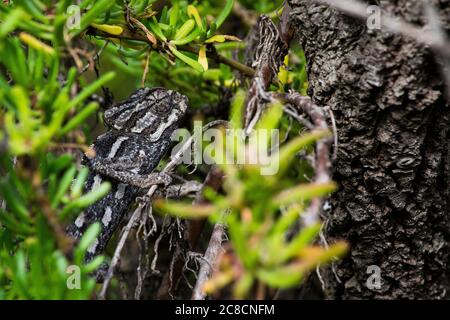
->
[288, 0, 450, 299]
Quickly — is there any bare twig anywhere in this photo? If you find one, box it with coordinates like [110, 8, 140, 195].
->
[48, 142, 91, 154]
[128, 16, 157, 45]
[155, 168, 224, 299]
[67, 45, 84, 71]
[274, 92, 333, 227]
[151, 215, 171, 275]
[244, 16, 289, 132]
[79, 40, 109, 75]
[134, 205, 156, 299]
[156, 166, 224, 300]
[192, 211, 228, 300]
[99, 143, 194, 298]
[283, 105, 314, 129]
[98, 202, 144, 299]
[324, 106, 338, 161]
[188, 167, 224, 248]
[190, 50, 332, 300]
[141, 52, 151, 87]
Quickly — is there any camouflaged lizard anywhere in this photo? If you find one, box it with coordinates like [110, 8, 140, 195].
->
[67, 87, 188, 263]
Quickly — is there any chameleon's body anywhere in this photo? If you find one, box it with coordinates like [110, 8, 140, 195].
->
[67, 88, 188, 262]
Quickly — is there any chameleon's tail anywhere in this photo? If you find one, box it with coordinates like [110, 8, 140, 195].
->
[66, 178, 138, 272]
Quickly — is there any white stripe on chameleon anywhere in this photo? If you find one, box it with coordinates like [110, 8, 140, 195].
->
[101, 207, 112, 226]
[113, 100, 156, 130]
[113, 108, 135, 130]
[92, 174, 102, 191]
[87, 238, 99, 254]
[131, 111, 157, 133]
[106, 97, 148, 119]
[115, 183, 126, 199]
[149, 110, 180, 142]
[107, 136, 129, 159]
[74, 213, 85, 228]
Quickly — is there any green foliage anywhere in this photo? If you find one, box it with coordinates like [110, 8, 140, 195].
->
[0, 0, 115, 299]
[0, 0, 323, 300]
[0, 221, 103, 299]
[238, 0, 284, 13]
[157, 93, 346, 298]
[82, 0, 241, 106]
[0, 152, 108, 299]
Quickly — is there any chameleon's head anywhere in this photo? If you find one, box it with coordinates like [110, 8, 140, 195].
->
[104, 87, 188, 141]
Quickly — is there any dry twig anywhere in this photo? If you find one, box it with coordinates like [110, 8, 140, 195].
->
[191, 211, 228, 300]
[274, 91, 333, 227]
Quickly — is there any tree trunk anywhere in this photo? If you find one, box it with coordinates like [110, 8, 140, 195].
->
[288, 0, 450, 299]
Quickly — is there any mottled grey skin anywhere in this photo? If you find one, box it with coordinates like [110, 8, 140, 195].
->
[67, 88, 188, 263]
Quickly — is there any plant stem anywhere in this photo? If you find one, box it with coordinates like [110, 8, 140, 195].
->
[85, 27, 255, 78]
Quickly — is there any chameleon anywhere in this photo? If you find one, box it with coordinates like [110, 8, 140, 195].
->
[67, 87, 188, 267]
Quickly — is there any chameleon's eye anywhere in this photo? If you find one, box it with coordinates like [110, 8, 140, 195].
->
[153, 100, 173, 115]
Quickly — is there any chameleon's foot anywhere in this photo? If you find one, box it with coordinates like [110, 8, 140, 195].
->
[92, 262, 110, 283]
[145, 172, 172, 187]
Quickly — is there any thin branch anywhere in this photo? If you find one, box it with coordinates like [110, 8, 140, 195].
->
[274, 92, 333, 227]
[155, 167, 224, 299]
[48, 142, 91, 154]
[192, 211, 228, 300]
[128, 16, 157, 45]
[85, 27, 256, 78]
[325, 106, 339, 161]
[243, 14, 289, 131]
[98, 201, 144, 299]
[79, 40, 109, 75]
[175, 44, 256, 78]
[141, 52, 150, 87]
[98, 141, 194, 299]
[190, 9, 295, 299]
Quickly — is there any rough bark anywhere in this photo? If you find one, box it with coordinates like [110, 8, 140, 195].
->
[288, 0, 450, 299]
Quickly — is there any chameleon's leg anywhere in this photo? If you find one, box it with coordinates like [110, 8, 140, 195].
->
[89, 159, 173, 188]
